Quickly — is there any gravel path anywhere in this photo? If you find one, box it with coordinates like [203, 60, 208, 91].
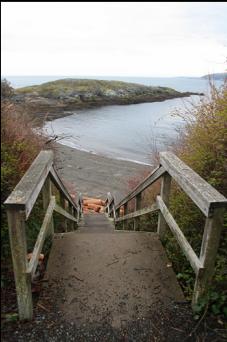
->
[3, 300, 224, 342]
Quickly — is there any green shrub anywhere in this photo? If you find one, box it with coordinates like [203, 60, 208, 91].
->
[1, 99, 45, 264]
[165, 81, 227, 318]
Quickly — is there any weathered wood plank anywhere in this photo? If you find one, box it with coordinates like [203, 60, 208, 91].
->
[106, 192, 114, 217]
[49, 166, 78, 211]
[107, 192, 114, 206]
[160, 152, 227, 217]
[42, 177, 54, 236]
[69, 204, 74, 230]
[123, 202, 128, 230]
[73, 207, 78, 229]
[112, 203, 117, 221]
[6, 209, 33, 320]
[77, 193, 83, 222]
[78, 193, 83, 212]
[115, 203, 158, 223]
[111, 202, 116, 219]
[157, 173, 172, 239]
[27, 197, 55, 278]
[61, 197, 68, 231]
[156, 196, 203, 273]
[108, 202, 116, 220]
[123, 202, 128, 216]
[192, 207, 225, 306]
[54, 203, 78, 223]
[116, 208, 120, 219]
[115, 166, 165, 210]
[4, 151, 53, 219]
[134, 193, 142, 230]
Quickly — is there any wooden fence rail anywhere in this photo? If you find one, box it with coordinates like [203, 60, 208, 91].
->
[4, 150, 83, 320]
[106, 151, 227, 308]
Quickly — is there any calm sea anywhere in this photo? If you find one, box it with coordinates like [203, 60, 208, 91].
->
[3, 76, 223, 165]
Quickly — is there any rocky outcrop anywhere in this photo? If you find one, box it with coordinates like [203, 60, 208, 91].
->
[13, 79, 202, 121]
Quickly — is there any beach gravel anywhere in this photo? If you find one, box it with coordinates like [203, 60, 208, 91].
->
[53, 143, 151, 203]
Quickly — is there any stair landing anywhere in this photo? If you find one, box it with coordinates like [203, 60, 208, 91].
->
[43, 214, 184, 328]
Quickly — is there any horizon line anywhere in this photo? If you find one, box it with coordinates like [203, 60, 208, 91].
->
[2, 73, 226, 79]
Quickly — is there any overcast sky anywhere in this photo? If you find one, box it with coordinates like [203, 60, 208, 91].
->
[2, 2, 227, 77]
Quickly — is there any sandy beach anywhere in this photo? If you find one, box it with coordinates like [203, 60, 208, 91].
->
[53, 143, 151, 203]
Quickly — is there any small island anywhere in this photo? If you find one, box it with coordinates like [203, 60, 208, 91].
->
[13, 79, 201, 120]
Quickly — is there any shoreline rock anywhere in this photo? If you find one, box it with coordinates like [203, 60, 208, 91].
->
[12, 78, 203, 121]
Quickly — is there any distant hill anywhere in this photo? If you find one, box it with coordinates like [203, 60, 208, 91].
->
[201, 73, 227, 80]
[11, 78, 200, 121]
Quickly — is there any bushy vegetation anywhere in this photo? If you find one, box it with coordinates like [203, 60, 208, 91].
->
[1, 78, 14, 99]
[1, 89, 46, 267]
[165, 81, 227, 318]
[1, 83, 69, 298]
[126, 81, 227, 319]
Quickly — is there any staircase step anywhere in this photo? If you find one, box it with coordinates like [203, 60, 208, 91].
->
[78, 213, 114, 233]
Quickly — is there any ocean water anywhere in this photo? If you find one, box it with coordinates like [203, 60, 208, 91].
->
[43, 97, 197, 165]
[3, 75, 223, 165]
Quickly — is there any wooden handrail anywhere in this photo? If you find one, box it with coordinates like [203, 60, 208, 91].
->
[54, 203, 78, 223]
[26, 196, 56, 279]
[156, 196, 203, 273]
[4, 151, 54, 219]
[49, 166, 78, 210]
[105, 192, 116, 220]
[115, 203, 158, 223]
[160, 152, 227, 217]
[110, 151, 227, 309]
[115, 166, 165, 210]
[4, 150, 82, 320]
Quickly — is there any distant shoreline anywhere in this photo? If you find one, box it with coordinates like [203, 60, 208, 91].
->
[2, 74, 226, 89]
[10, 78, 202, 122]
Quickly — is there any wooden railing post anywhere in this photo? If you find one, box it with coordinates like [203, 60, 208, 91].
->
[107, 204, 110, 216]
[78, 193, 83, 221]
[77, 206, 81, 222]
[60, 196, 68, 231]
[192, 207, 225, 307]
[110, 202, 113, 218]
[123, 203, 128, 230]
[42, 177, 54, 236]
[65, 200, 69, 230]
[6, 209, 33, 320]
[116, 208, 120, 219]
[69, 204, 75, 230]
[134, 193, 142, 230]
[73, 207, 78, 229]
[157, 173, 172, 240]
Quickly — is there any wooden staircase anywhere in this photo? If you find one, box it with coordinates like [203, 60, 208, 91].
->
[4, 150, 227, 321]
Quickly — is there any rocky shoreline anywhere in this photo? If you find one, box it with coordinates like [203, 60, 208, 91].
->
[13, 78, 202, 121]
